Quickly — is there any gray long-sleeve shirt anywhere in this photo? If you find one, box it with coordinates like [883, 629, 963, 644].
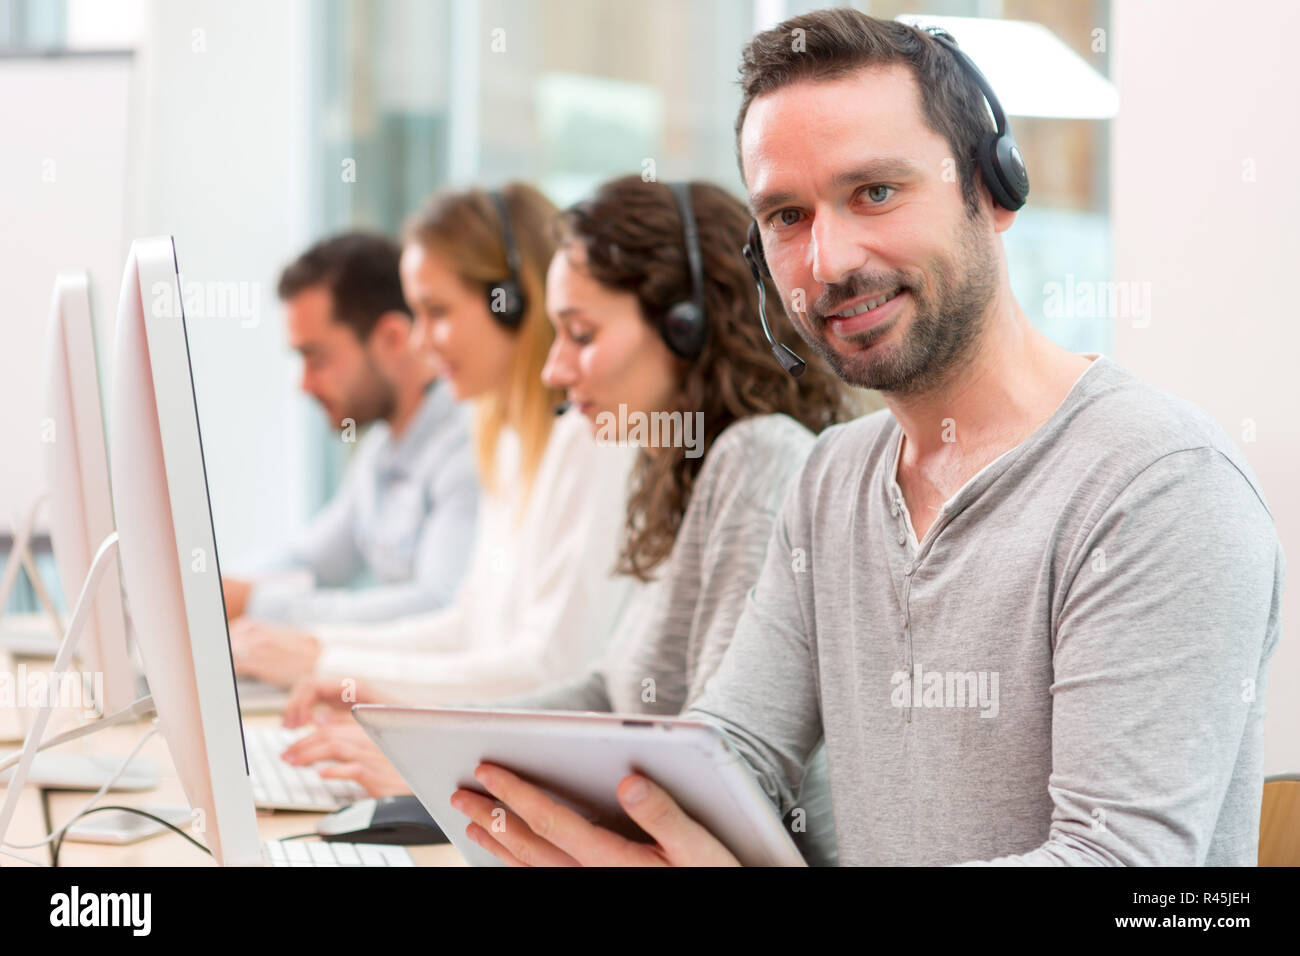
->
[509, 414, 814, 716]
[243, 380, 478, 625]
[687, 354, 1285, 866]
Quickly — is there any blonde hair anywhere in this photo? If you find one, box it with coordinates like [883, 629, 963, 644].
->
[403, 182, 562, 507]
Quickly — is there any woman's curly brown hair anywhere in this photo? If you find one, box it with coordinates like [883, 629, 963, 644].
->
[558, 175, 863, 581]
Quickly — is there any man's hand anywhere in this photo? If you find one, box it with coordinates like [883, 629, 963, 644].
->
[222, 577, 253, 621]
[449, 763, 741, 867]
[282, 673, 382, 728]
[228, 619, 321, 687]
[278, 721, 410, 797]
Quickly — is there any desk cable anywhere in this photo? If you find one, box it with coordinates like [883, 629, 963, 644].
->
[1, 723, 159, 865]
[0, 694, 157, 775]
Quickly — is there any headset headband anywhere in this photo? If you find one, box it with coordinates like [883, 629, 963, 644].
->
[923, 27, 1008, 137]
[670, 181, 706, 316]
[490, 189, 522, 283]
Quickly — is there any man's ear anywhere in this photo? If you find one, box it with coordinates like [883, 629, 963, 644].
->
[989, 200, 1018, 235]
[369, 310, 413, 355]
[987, 189, 1019, 234]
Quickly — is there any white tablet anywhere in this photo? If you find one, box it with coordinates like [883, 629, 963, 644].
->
[352, 706, 807, 867]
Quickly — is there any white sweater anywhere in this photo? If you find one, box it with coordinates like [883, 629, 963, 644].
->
[311, 409, 638, 704]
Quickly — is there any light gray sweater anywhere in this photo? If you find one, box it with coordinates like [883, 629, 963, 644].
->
[687, 355, 1285, 866]
[503, 413, 838, 864]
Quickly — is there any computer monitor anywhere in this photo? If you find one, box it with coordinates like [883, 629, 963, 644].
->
[41, 271, 135, 714]
[108, 236, 261, 866]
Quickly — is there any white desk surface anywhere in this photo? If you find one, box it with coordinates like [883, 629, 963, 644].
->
[0, 683, 467, 868]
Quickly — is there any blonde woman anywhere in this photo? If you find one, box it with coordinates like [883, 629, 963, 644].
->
[232, 182, 637, 703]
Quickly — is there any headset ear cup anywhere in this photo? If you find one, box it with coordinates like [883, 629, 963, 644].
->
[487, 279, 525, 328]
[995, 135, 1029, 209]
[662, 301, 707, 360]
[976, 132, 1015, 211]
[976, 131, 1029, 211]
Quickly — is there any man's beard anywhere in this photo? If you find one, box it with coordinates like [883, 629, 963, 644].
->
[797, 211, 998, 397]
[337, 353, 397, 428]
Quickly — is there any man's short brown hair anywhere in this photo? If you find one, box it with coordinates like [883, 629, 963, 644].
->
[736, 8, 994, 217]
[277, 232, 409, 341]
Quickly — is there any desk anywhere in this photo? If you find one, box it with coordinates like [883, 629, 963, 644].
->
[1, 709, 467, 867]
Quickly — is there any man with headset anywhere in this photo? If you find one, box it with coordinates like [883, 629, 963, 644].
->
[452, 9, 1284, 865]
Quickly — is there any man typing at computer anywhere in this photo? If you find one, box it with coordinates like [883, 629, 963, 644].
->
[223, 233, 477, 635]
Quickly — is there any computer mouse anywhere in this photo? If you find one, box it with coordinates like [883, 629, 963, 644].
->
[315, 794, 448, 846]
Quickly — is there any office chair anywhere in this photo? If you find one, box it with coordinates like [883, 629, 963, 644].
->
[1258, 774, 1300, 866]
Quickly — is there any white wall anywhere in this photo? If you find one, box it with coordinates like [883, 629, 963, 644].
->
[127, 0, 318, 565]
[1111, 0, 1299, 773]
[0, 54, 132, 533]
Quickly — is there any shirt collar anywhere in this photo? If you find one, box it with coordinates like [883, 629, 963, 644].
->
[375, 380, 455, 478]
[884, 352, 1108, 513]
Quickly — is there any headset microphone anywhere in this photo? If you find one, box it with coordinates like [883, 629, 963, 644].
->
[554, 401, 572, 416]
[742, 225, 806, 378]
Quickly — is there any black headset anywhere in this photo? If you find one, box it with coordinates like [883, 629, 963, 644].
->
[741, 24, 1030, 375]
[660, 181, 709, 360]
[487, 189, 527, 329]
[554, 181, 707, 418]
[925, 26, 1029, 211]
[743, 231, 806, 377]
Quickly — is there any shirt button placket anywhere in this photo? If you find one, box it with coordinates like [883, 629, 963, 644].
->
[891, 490, 914, 722]
[900, 569, 914, 723]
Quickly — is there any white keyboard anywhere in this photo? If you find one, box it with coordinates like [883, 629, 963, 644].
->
[236, 677, 290, 715]
[0, 613, 60, 657]
[0, 752, 160, 791]
[0, 651, 25, 742]
[262, 840, 414, 867]
[244, 725, 367, 811]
